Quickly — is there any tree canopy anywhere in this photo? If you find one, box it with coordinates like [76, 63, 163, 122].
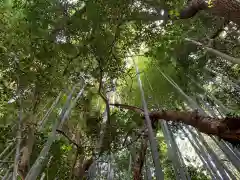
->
[0, 0, 240, 179]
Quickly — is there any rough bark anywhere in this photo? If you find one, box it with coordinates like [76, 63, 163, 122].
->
[133, 137, 148, 180]
[110, 103, 240, 143]
[18, 127, 35, 179]
[72, 130, 94, 179]
[180, 0, 240, 25]
[74, 157, 94, 179]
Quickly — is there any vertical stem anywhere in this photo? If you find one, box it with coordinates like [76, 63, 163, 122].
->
[13, 86, 23, 180]
[162, 121, 190, 180]
[25, 84, 85, 180]
[145, 72, 190, 179]
[133, 137, 148, 180]
[133, 60, 164, 180]
[161, 122, 181, 180]
[128, 154, 132, 178]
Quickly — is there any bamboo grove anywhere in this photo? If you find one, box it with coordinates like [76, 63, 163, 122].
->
[0, 0, 240, 180]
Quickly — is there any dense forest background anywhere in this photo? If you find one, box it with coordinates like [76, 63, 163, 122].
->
[0, 0, 240, 179]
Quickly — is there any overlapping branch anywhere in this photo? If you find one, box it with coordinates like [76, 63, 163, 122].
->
[110, 103, 240, 143]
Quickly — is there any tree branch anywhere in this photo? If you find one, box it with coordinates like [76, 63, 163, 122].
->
[110, 103, 240, 143]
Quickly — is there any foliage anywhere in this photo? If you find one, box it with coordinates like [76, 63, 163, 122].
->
[0, 0, 239, 179]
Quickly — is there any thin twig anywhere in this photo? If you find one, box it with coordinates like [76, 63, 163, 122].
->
[56, 129, 80, 149]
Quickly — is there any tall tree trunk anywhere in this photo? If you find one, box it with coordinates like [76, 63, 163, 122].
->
[18, 127, 35, 179]
[13, 87, 23, 180]
[107, 154, 114, 180]
[25, 85, 85, 180]
[134, 60, 164, 180]
[133, 137, 148, 180]
[180, 0, 240, 25]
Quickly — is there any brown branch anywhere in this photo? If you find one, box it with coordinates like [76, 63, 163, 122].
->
[110, 103, 240, 143]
